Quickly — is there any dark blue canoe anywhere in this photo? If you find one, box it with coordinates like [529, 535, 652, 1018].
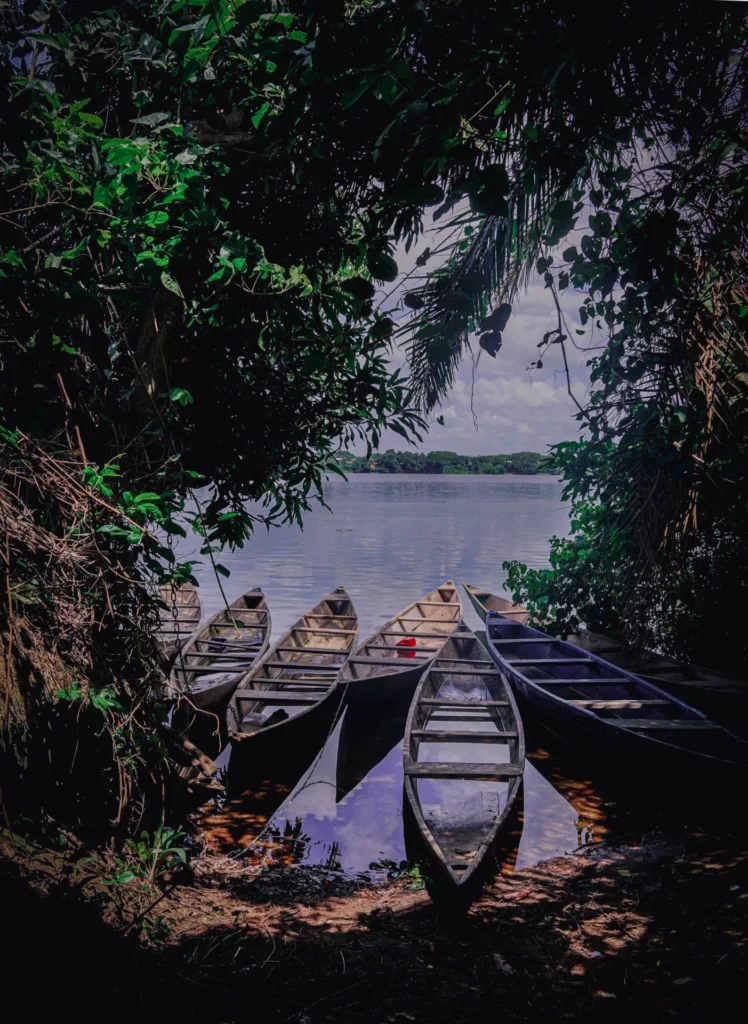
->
[484, 610, 748, 776]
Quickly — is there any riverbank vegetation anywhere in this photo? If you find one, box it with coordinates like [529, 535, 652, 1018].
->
[340, 449, 548, 475]
[1, 0, 747, 1002]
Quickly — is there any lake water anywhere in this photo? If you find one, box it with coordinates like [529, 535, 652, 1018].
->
[190, 474, 639, 875]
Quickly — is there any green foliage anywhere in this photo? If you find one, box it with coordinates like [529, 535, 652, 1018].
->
[102, 825, 187, 891]
[369, 858, 428, 890]
[340, 449, 549, 475]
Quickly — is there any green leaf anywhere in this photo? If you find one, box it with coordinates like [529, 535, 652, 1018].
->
[214, 564, 230, 578]
[380, 74, 399, 104]
[251, 103, 271, 129]
[160, 271, 184, 298]
[342, 77, 375, 110]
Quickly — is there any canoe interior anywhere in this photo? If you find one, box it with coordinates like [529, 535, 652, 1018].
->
[227, 588, 357, 741]
[404, 630, 524, 888]
[337, 581, 463, 686]
[170, 588, 270, 700]
[464, 582, 748, 700]
[156, 582, 203, 654]
[485, 612, 748, 767]
[462, 581, 530, 624]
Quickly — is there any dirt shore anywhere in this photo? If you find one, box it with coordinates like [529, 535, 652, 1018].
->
[3, 822, 748, 1022]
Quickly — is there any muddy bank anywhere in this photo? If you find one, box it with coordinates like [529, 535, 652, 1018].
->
[3, 824, 748, 1022]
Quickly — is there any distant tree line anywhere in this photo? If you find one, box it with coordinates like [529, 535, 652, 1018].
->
[339, 449, 551, 475]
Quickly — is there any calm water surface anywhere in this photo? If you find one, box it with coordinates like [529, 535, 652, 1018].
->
[190, 475, 635, 874]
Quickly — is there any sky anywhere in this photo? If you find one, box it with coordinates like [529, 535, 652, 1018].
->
[368, 212, 595, 457]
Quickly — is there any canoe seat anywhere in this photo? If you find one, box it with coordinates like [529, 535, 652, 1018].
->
[235, 691, 320, 705]
[274, 645, 349, 655]
[412, 729, 517, 743]
[292, 627, 358, 635]
[404, 761, 523, 779]
[492, 638, 565, 645]
[506, 657, 592, 666]
[428, 666, 502, 676]
[568, 699, 671, 709]
[263, 660, 340, 671]
[431, 658, 494, 666]
[614, 719, 720, 730]
[537, 678, 632, 686]
[420, 699, 509, 708]
[348, 655, 428, 667]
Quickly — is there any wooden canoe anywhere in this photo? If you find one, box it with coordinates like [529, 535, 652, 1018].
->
[169, 588, 270, 713]
[462, 581, 748, 704]
[226, 588, 357, 775]
[462, 581, 530, 624]
[403, 627, 525, 893]
[336, 581, 464, 704]
[484, 609, 748, 776]
[156, 582, 203, 659]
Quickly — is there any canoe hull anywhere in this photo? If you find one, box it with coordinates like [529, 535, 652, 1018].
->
[227, 686, 344, 798]
[403, 775, 524, 904]
[484, 611, 748, 784]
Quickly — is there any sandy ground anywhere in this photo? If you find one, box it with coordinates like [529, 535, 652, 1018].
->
[3, 822, 747, 1022]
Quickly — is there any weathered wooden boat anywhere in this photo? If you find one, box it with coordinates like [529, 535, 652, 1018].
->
[463, 581, 748, 709]
[462, 581, 530, 624]
[227, 588, 357, 779]
[403, 627, 525, 894]
[169, 588, 270, 714]
[484, 609, 748, 777]
[156, 582, 203, 659]
[336, 581, 464, 705]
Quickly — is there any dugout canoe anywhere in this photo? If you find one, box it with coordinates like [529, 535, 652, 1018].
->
[462, 581, 748, 708]
[403, 627, 525, 894]
[227, 588, 357, 775]
[484, 610, 748, 777]
[336, 581, 464, 705]
[169, 588, 270, 713]
[156, 582, 203, 659]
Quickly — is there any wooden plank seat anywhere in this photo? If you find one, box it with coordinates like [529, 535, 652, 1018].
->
[364, 643, 436, 652]
[291, 627, 358, 635]
[428, 666, 502, 676]
[492, 638, 566, 645]
[412, 729, 518, 742]
[263, 660, 340, 671]
[178, 651, 261, 660]
[569, 699, 671, 709]
[395, 616, 461, 623]
[249, 677, 330, 687]
[381, 626, 463, 634]
[346, 655, 435, 667]
[274, 645, 348, 655]
[235, 691, 320, 705]
[419, 698, 509, 708]
[404, 761, 524, 779]
[431, 657, 495, 666]
[536, 677, 635, 686]
[615, 719, 721, 730]
[506, 657, 593, 666]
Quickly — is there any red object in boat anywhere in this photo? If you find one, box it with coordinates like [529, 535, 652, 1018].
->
[396, 637, 416, 659]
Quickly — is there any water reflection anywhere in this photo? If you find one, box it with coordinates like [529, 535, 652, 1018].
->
[200, 692, 630, 876]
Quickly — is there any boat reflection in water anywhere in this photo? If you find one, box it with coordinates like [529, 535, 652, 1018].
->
[201, 688, 636, 880]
